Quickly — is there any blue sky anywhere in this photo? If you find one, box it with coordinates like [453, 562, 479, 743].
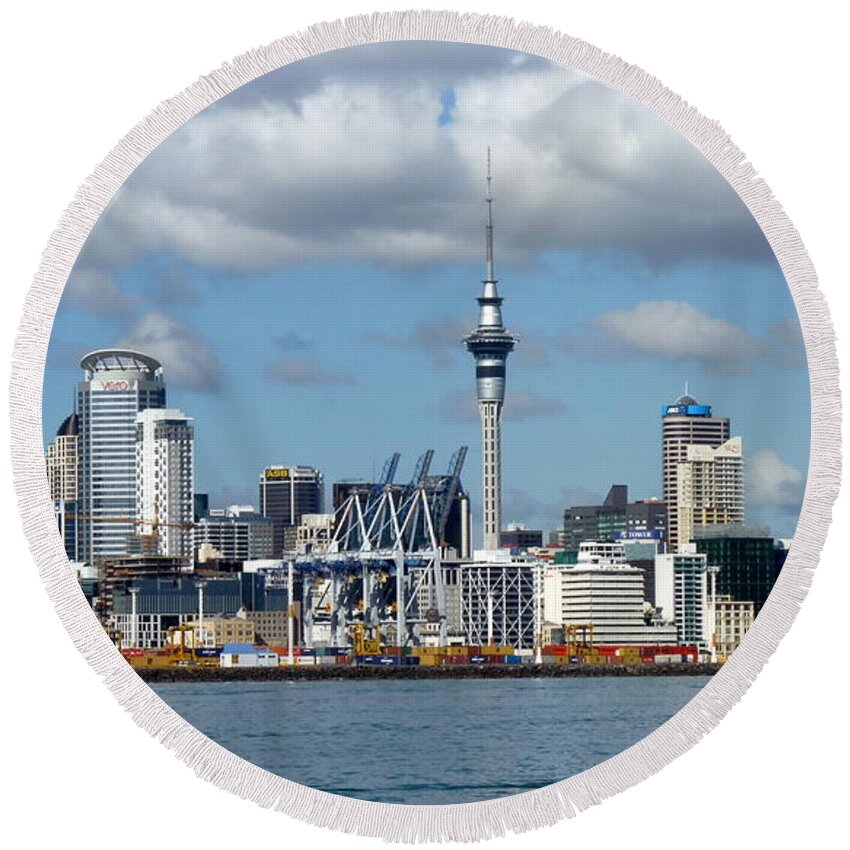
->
[43, 42, 809, 539]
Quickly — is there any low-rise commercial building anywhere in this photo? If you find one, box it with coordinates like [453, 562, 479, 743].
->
[195, 505, 275, 562]
[563, 485, 667, 550]
[177, 615, 256, 649]
[713, 595, 754, 658]
[459, 550, 538, 649]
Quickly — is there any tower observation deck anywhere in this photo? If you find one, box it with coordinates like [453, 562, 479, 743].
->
[464, 150, 518, 550]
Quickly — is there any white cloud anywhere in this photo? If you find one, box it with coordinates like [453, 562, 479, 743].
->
[119, 312, 223, 391]
[370, 316, 475, 366]
[748, 449, 805, 513]
[264, 356, 354, 386]
[441, 387, 565, 422]
[575, 300, 761, 375]
[62, 269, 135, 315]
[73, 45, 771, 277]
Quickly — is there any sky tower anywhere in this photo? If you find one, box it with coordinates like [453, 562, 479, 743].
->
[465, 149, 518, 551]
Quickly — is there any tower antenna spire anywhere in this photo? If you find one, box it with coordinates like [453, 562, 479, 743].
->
[485, 145, 495, 283]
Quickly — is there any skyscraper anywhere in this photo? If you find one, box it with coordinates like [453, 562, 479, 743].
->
[661, 392, 730, 552]
[46, 413, 79, 560]
[259, 465, 324, 556]
[677, 436, 744, 545]
[464, 150, 518, 551]
[77, 350, 166, 562]
[136, 408, 195, 558]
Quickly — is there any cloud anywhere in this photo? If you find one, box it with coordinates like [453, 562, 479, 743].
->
[441, 387, 565, 422]
[748, 449, 805, 514]
[220, 43, 548, 113]
[46, 338, 90, 371]
[119, 312, 223, 391]
[273, 332, 314, 352]
[73, 43, 773, 277]
[370, 316, 474, 366]
[764, 319, 807, 369]
[372, 316, 553, 368]
[62, 269, 135, 316]
[506, 391, 566, 420]
[502, 487, 562, 530]
[561, 486, 605, 509]
[151, 263, 200, 305]
[264, 355, 355, 386]
[563, 300, 763, 375]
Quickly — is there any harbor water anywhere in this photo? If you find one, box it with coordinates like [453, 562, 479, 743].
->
[153, 676, 711, 804]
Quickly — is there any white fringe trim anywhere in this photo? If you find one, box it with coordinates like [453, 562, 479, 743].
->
[8, 9, 841, 843]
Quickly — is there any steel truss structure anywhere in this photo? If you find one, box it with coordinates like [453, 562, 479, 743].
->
[297, 449, 467, 648]
[460, 560, 540, 649]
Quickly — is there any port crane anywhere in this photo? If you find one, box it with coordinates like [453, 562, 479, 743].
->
[296, 449, 467, 649]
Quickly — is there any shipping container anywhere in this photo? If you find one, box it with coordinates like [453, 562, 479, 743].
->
[194, 647, 222, 658]
[356, 655, 401, 665]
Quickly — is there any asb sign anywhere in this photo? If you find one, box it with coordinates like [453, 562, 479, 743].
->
[265, 468, 291, 480]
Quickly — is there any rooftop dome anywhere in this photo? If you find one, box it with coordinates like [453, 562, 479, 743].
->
[56, 413, 78, 437]
[675, 393, 698, 406]
[80, 349, 162, 375]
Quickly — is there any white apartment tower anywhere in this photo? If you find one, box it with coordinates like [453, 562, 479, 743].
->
[677, 436, 745, 546]
[655, 549, 710, 648]
[135, 408, 195, 558]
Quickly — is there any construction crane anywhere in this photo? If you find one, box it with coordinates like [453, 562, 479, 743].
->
[67, 513, 195, 531]
[68, 512, 195, 563]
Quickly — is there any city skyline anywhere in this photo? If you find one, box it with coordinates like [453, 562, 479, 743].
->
[42, 41, 809, 539]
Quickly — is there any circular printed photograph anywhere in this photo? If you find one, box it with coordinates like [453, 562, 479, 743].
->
[43, 41, 808, 805]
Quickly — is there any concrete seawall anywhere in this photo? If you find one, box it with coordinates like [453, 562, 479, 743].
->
[138, 662, 721, 683]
